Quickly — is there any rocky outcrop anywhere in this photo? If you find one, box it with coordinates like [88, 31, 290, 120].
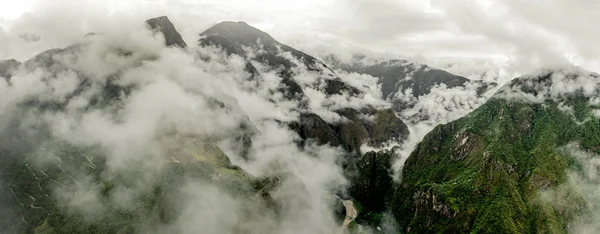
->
[145, 16, 187, 48]
[349, 148, 396, 213]
[289, 107, 409, 158]
[289, 113, 341, 147]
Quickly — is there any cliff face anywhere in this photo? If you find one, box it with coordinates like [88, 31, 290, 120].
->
[145, 16, 188, 48]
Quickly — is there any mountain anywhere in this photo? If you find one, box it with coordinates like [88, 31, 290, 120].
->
[200, 21, 360, 99]
[376, 69, 600, 233]
[325, 55, 498, 124]
[13, 14, 595, 234]
[198, 21, 409, 157]
[0, 16, 287, 233]
[0, 16, 410, 233]
[327, 55, 496, 99]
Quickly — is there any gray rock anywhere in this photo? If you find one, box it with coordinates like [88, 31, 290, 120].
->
[145, 16, 187, 48]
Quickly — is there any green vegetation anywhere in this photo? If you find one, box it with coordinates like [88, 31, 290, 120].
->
[391, 85, 600, 233]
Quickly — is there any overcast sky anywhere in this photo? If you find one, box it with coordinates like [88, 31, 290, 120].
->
[1, 0, 600, 78]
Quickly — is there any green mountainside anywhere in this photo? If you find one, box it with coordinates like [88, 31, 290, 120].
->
[388, 70, 600, 233]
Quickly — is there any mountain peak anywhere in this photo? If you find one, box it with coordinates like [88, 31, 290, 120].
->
[145, 16, 187, 48]
[201, 21, 279, 48]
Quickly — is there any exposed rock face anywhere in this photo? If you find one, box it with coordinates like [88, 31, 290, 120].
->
[364, 108, 409, 147]
[145, 16, 187, 48]
[289, 113, 341, 147]
[349, 148, 396, 213]
[289, 107, 409, 158]
[390, 70, 600, 233]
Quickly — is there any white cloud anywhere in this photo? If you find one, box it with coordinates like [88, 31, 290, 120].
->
[541, 143, 600, 234]
[0, 15, 357, 233]
[2, 1, 599, 232]
[4, 0, 600, 81]
[162, 181, 241, 234]
[495, 69, 600, 105]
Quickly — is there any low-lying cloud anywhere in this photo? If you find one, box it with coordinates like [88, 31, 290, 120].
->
[0, 16, 351, 234]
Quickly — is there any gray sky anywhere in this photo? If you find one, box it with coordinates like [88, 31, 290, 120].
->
[1, 0, 600, 77]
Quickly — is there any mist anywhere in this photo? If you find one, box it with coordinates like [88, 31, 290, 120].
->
[2, 1, 600, 233]
[0, 12, 355, 233]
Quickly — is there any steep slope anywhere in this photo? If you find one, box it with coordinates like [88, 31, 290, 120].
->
[390, 69, 600, 233]
[145, 16, 187, 48]
[200, 21, 360, 99]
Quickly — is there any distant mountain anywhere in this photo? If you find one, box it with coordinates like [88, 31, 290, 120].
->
[325, 55, 498, 124]
[327, 55, 495, 98]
